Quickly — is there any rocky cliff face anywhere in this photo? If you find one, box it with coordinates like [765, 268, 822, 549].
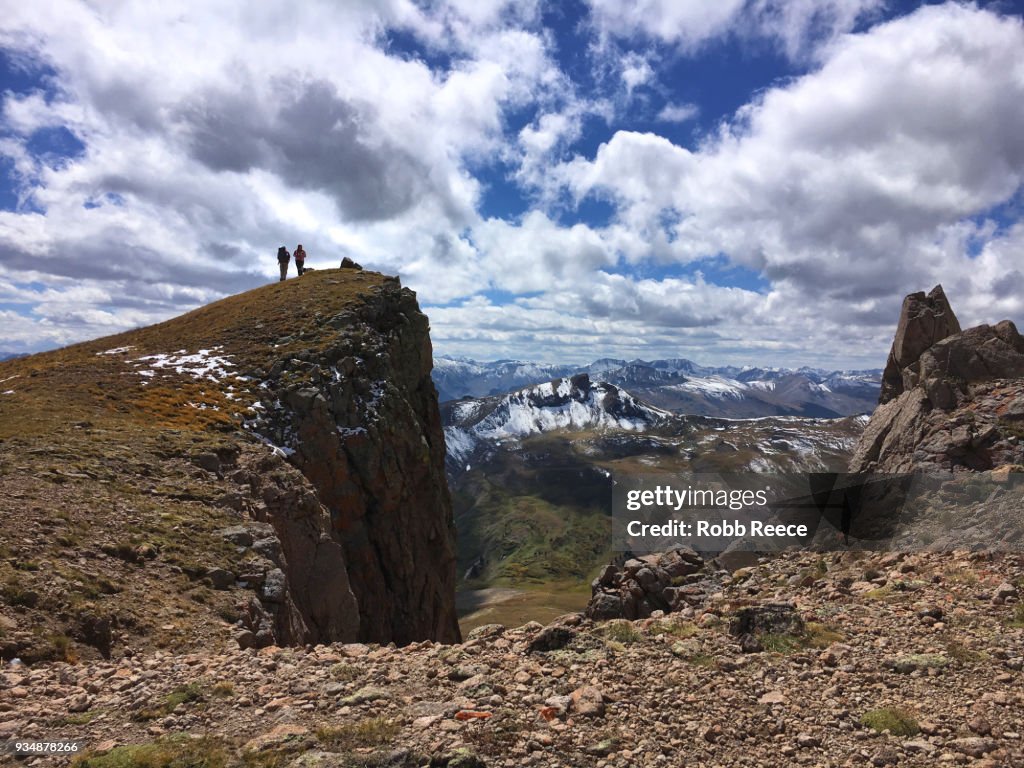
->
[250, 278, 460, 645]
[0, 268, 458, 662]
[851, 285, 1024, 473]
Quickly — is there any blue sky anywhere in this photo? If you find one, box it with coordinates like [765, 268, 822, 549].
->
[1, 1, 1023, 368]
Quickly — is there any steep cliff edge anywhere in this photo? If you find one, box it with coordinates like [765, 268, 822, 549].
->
[851, 285, 1024, 473]
[0, 268, 458, 662]
[247, 276, 459, 645]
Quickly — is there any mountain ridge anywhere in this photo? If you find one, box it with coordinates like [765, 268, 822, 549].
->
[0, 268, 459, 663]
[433, 355, 881, 418]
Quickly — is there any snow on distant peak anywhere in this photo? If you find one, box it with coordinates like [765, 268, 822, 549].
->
[433, 356, 485, 373]
[471, 376, 668, 439]
[451, 399, 486, 422]
[665, 375, 748, 400]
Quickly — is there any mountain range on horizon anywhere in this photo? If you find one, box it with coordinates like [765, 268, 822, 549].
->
[433, 355, 881, 419]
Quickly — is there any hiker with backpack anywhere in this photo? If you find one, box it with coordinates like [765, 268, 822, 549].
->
[294, 244, 307, 276]
[277, 246, 290, 281]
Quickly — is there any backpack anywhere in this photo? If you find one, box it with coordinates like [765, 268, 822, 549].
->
[277, 246, 289, 262]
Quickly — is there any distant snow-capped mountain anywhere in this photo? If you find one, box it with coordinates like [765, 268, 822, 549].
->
[432, 357, 577, 402]
[440, 368, 870, 585]
[441, 373, 669, 464]
[433, 355, 881, 418]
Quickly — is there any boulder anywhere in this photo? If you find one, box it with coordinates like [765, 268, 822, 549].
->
[570, 685, 606, 717]
[585, 592, 624, 620]
[729, 602, 804, 638]
[74, 613, 113, 658]
[527, 625, 576, 653]
[235, 629, 257, 650]
[206, 567, 235, 590]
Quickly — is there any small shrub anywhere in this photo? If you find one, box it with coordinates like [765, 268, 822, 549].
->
[2, 577, 39, 608]
[945, 640, 984, 664]
[860, 708, 919, 736]
[942, 568, 978, 586]
[462, 709, 524, 755]
[1008, 603, 1024, 628]
[893, 653, 948, 672]
[598, 620, 641, 645]
[71, 735, 227, 767]
[164, 682, 203, 710]
[315, 718, 399, 749]
[755, 623, 841, 654]
[760, 633, 802, 654]
[132, 682, 204, 721]
[865, 585, 895, 600]
[686, 652, 714, 667]
[95, 577, 122, 594]
[62, 710, 99, 726]
[805, 622, 844, 649]
[216, 606, 240, 624]
[649, 620, 698, 639]
[51, 633, 78, 663]
[329, 663, 362, 681]
[211, 681, 235, 697]
[100, 542, 143, 564]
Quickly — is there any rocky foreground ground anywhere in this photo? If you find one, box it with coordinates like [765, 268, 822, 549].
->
[1, 550, 1022, 768]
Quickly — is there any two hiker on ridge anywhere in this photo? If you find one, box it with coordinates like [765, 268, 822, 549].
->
[277, 244, 307, 281]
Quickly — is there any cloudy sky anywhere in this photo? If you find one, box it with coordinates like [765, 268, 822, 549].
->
[1, 1, 1023, 368]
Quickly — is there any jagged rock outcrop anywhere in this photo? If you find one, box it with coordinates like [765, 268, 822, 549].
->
[252, 278, 460, 645]
[879, 285, 961, 404]
[918, 320, 1024, 388]
[218, 447, 360, 649]
[851, 287, 1024, 473]
[585, 549, 710, 621]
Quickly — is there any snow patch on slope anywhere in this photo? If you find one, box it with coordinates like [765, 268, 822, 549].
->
[444, 426, 477, 464]
[130, 347, 235, 383]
